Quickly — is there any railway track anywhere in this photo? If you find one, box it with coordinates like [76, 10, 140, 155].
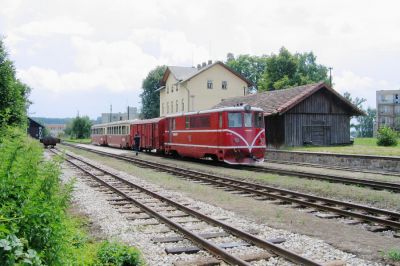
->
[51, 148, 320, 265]
[62, 141, 400, 193]
[243, 164, 400, 193]
[60, 143, 400, 232]
[264, 159, 400, 177]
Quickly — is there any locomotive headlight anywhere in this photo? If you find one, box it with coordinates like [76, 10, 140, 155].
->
[244, 104, 251, 111]
[234, 137, 240, 143]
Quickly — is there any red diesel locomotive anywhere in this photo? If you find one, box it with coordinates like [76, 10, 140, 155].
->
[91, 105, 266, 164]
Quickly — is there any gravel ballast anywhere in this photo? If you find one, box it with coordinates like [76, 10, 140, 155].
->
[55, 150, 381, 265]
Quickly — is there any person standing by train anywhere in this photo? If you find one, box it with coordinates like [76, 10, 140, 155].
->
[134, 132, 140, 156]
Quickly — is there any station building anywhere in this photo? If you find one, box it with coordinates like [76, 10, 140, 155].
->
[157, 61, 252, 116]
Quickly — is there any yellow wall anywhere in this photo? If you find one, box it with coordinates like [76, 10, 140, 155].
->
[185, 64, 248, 111]
[159, 63, 248, 116]
[160, 74, 188, 116]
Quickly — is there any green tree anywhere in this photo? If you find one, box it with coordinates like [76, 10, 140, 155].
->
[258, 47, 328, 91]
[357, 107, 376, 137]
[0, 38, 31, 130]
[343, 91, 370, 136]
[225, 53, 268, 91]
[343, 92, 367, 110]
[140, 65, 166, 119]
[70, 116, 92, 139]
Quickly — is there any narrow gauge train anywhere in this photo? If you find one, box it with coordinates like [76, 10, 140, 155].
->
[91, 105, 266, 164]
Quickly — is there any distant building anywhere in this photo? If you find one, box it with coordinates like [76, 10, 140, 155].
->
[157, 61, 252, 116]
[46, 124, 66, 137]
[100, 107, 139, 124]
[214, 82, 364, 147]
[28, 118, 45, 139]
[376, 90, 400, 131]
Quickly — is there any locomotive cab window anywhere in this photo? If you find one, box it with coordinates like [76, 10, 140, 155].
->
[228, 113, 242, 128]
[244, 113, 253, 127]
[254, 112, 264, 128]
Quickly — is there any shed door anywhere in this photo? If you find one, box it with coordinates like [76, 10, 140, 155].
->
[303, 121, 331, 146]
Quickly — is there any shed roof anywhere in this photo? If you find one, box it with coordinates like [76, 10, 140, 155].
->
[214, 82, 365, 116]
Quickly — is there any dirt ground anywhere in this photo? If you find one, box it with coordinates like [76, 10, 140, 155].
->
[60, 144, 400, 263]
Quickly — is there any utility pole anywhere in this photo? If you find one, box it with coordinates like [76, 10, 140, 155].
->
[127, 106, 129, 120]
[109, 104, 112, 122]
[328, 67, 333, 87]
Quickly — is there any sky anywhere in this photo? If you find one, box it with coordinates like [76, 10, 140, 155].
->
[1, 0, 399, 119]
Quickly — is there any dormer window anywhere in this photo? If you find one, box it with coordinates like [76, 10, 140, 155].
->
[207, 80, 213, 89]
[171, 85, 174, 93]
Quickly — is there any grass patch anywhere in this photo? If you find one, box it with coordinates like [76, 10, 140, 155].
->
[0, 128, 141, 265]
[284, 137, 400, 156]
[62, 138, 92, 144]
[387, 249, 400, 261]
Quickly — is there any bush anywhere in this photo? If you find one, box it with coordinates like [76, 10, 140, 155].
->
[377, 126, 398, 146]
[0, 128, 73, 265]
[96, 241, 141, 266]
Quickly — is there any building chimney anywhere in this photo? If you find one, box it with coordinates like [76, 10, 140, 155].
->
[202, 62, 206, 67]
[197, 64, 201, 70]
[208, 60, 212, 65]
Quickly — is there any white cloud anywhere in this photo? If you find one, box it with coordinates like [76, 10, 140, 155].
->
[17, 37, 160, 93]
[129, 28, 209, 65]
[334, 71, 394, 108]
[14, 17, 94, 37]
[1, 0, 400, 117]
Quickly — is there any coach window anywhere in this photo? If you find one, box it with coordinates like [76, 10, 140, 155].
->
[244, 113, 253, 127]
[219, 113, 223, 128]
[228, 113, 242, 128]
[172, 118, 176, 130]
[185, 116, 190, 128]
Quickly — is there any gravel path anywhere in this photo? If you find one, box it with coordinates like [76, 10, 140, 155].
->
[55, 150, 382, 265]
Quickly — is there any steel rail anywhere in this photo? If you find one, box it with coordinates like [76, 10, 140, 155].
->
[52, 149, 321, 266]
[59, 144, 400, 229]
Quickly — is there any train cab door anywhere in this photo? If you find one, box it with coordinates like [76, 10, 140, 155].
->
[168, 118, 173, 143]
[217, 112, 223, 160]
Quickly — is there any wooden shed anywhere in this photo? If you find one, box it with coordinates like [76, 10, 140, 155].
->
[28, 117, 44, 139]
[214, 82, 364, 147]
